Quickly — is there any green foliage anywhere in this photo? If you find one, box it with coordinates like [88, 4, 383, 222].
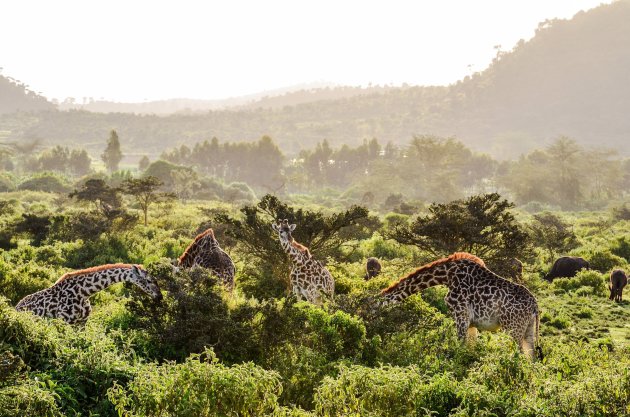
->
[101, 130, 123, 173]
[1, 192, 630, 416]
[121, 176, 175, 226]
[610, 236, 630, 262]
[315, 365, 459, 417]
[587, 249, 627, 273]
[18, 173, 70, 194]
[0, 378, 63, 417]
[216, 194, 376, 295]
[388, 193, 530, 275]
[550, 270, 608, 296]
[529, 211, 579, 260]
[109, 349, 282, 417]
[127, 261, 258, 363]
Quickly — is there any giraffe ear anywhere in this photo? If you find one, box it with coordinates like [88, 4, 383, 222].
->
[289, 224, 296, 232]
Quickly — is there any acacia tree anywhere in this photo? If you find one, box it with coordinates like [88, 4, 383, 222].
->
[214, 194, 378, 297]
[101, 130, 123, 173]
[387, 193, 531, 276]
[528, 212, 578, 261]
[121, 176, 174, 226]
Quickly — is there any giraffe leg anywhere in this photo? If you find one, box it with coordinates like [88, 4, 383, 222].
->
[522, 318, 537, 360]
[507, 324, 528, 357]
[453, 313, 471, 342]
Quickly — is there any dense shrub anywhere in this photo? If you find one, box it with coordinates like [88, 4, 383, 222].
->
[315, 365, 459, 417]
[550, 270, 608, 296]
[18, 173, 70, 194]
[108, 349, 282, 417]
[0, 379, 63, 417]
[575, 248, 627, 272]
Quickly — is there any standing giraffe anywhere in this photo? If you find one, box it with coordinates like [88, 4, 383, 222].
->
[381, 252, 540, 359]
[272, 219, 334, 304]
[176, 228, 236, 291]
[15, 264, 161, 324]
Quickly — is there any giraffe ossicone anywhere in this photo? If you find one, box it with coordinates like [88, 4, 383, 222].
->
[381, 252, 541, 359]
[15, 264, 161, 324]
[272, 219, 334, 304]
[176, 228, 236, 291]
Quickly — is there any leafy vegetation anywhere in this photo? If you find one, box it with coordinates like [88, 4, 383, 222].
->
[0, 183, 628, 416]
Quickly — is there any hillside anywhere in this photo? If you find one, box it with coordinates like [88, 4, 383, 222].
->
[0, 1, 628, 158]
[0, 74, 54, 114]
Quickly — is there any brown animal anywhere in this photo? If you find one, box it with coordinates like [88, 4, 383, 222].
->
[380, 252, 541, 359]
[364, 257, 382, 280]
[544, 256, 589, 281]
[176, 228, 236, 291]
[609, 269, 628, 302]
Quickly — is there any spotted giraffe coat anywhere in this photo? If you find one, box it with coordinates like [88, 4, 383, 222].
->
[177, 228, 236, 290]
[382, 252, 540, 359]
[273, 220, 334, 304]
[15, 264, 162, 324]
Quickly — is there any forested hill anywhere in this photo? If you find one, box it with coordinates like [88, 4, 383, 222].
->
[0, 74, 54, 114]
[1, 1, 628, 158]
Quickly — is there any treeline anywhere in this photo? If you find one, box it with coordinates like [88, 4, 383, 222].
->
[2, 131, 630, 211]
[0, 74, 54, 114]
[160, 136, 283, 190]
[159, 134, 630, 210]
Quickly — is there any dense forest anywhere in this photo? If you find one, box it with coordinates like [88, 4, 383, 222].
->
[1, 1, 629, 159]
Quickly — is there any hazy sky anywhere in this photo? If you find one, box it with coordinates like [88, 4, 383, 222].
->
[1, 0, 611, 102]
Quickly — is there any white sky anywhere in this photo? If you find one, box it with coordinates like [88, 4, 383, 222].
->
[0, 0, 611, 102]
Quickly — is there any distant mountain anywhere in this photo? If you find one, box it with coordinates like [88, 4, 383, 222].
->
[0, 74, 55, 114]
[56, 82, 389, 114]
[1, 1, 628, 159]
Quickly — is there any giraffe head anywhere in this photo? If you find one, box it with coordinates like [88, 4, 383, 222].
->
[128, 265, 163, 301]
[272, 219, 296, 241]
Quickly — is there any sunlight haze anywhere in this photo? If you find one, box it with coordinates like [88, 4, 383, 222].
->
[1, 0, 612, 102]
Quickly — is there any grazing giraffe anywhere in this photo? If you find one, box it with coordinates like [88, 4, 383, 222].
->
[381, 252, 541, 359]
[176, 228, 236, 291]
[15, 264, 161, 324]
[272, 219, 334, 304]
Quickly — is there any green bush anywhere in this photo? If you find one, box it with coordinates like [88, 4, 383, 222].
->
[0, 379, 63, 417]
[581, 249, 627, 272]
[108, 349, 282, 417]
[610, 236, 630, 262]
[18, 173, 70, 194]
[315, 365, 459, 417]
[550, 270, 608, 296]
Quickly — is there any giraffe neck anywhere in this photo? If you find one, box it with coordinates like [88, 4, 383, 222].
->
[382, 264, 450, 304]
[280, 238, 309, 264]
[180, 236, 218, 267]
[59, 267, 136, 297]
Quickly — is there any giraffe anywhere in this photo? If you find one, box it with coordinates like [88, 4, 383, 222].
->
[176, 228, 236, 291]
[15, 264, 161, 324]
[272, 219, 334, 304]
[380, 252, 541, 359]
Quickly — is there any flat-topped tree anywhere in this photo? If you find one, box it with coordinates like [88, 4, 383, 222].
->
[121, 176, 175, 226]
[388, 193, 531, 278]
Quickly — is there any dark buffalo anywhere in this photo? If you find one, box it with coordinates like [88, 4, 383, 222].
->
[609, 269, 628, 302]
[544, 256, 590, 281]
[364, 257, 382, 280]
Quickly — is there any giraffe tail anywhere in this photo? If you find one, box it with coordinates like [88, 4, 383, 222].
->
[534, 308, 543, 361]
